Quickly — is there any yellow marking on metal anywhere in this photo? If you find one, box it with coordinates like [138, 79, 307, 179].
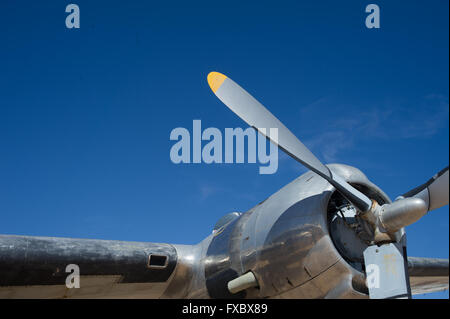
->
[384, 254, 398, 275]
[207, 72, 227, 93]
[213, 225, 226, 237]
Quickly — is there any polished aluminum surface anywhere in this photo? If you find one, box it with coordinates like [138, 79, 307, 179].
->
[0, 164, 447, 298]
[170, 164, 395, 299]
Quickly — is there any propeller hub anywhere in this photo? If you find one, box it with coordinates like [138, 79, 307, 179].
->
[359, 197, 427, 243]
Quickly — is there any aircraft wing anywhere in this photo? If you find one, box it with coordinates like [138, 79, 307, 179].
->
[1, 235, 448, 298]
[0, 234, 179, 298]
[408, 257, 449, 295]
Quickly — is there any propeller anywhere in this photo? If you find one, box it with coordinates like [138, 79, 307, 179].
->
[364, 167, 448, 299]
[369, 167, 449, 235]
[207, 71, 448, 299]
[401, 166, 449, 212]
[207, 71, 373, 213]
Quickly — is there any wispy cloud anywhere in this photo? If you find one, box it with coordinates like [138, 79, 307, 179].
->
[301, 94, 449, 163]
[306, 130, 355, 163]
[394, 94, 449, 138]
[199, 184, 221, 200]
[198, 181, 257, 203]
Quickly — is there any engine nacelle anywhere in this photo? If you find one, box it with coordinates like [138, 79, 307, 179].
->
[203, 163, 392, 298]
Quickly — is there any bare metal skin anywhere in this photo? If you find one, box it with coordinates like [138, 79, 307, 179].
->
[1, 164, 447, 298]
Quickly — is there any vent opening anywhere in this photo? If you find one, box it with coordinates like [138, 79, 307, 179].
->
[148, 254, 168, 268]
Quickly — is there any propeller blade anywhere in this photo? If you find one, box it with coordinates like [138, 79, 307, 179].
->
[207, 71, 372, 212]
[364, 243, 411, 299]
[402, 166, 449, 212]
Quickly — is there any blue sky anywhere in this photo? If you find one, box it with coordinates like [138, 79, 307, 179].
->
[0, 1, 448, 298]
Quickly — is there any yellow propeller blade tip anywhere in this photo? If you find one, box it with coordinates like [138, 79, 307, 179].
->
[207, 72, 227, 93]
